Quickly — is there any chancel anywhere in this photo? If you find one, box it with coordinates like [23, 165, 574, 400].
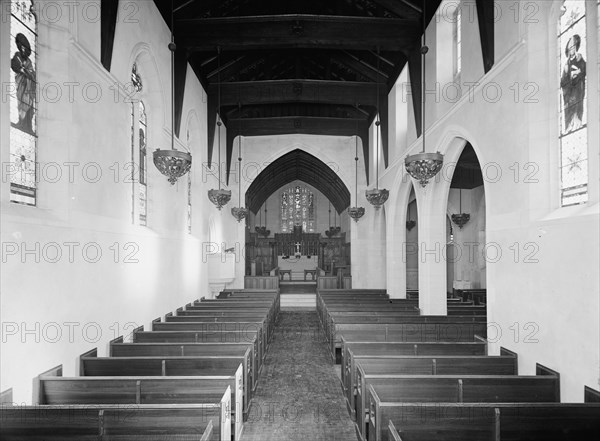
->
[1, 0, 599, 440]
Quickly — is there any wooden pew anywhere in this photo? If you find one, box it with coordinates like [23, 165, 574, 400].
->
[79, 349, 247, 424]
[171, 312, 276, 344]
[346, 350, 518, 419]
[152, 321, 267, 368]
[187, 302, 277, 336]
[133, 329, 263, 366]
[110, 338, 259, 391]
[218, 289, 280, 312]
[325, 315, 486, 349]
[0, 404, 220, 440]
[330, 322, 488, 362]
[363, 373, 560, 441]
[340, 340, 489, 398]
[385, 403, 600, 441]
[33, 369, 233, 440]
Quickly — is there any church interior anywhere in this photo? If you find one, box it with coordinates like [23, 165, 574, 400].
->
[1, 0, 599, 439]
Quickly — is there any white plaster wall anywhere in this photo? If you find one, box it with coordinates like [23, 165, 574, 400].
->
[381, 1, 599, 400]
[0, 0, 210, 403]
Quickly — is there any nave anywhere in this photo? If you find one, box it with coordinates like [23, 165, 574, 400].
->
[240, 311, 356, 441]
[2, 288, 600, 440]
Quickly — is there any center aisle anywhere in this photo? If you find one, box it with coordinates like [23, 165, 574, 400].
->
[240, 312, 358, 441]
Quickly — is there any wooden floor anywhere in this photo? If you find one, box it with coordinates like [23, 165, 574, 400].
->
[240, 312, 358, 441]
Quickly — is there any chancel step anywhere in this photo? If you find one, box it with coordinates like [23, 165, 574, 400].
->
[280, 294, 316, 310]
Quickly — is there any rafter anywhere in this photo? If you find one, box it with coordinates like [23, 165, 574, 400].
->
[369, 0, 421, 19]
[178, 15, 420, 51]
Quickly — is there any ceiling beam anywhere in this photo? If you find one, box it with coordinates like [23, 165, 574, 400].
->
[407, 47, 422, 137]
[100, 0, 119, 71]
[207, 80, 383, 106]
[476, 0, 495, 73]
[334, 52, 385, 82]
[173, 46, 188, 137]
[178, 15, 420, 51]
[369, 0, 422, 20]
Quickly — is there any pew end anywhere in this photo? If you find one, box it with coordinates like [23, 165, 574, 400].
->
[78, 347, 98, 376]
[585, 385, 600, 402]
[0, 388, 13, 405]
[32, 364, 62, 405]
[499, 346, 518, 372]
[536, 362, 560, 401]
[473, 334, 488, 354]
[108, 335, 124, 356]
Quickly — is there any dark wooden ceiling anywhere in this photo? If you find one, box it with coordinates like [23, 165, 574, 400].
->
[153, 0, 443, 202]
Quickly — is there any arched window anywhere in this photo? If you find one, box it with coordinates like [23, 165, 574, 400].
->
[138, 101, 148, 225]
[281, 185, 315, 233]
[453, 4, 462, 80]
[9, 0, 37, 206]
[558, 0, 588, 206]
[128, 62, 148, 225]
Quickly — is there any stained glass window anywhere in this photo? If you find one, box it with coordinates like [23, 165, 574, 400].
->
[9, 0, 37, 206]
[187, 129, 192, 234]
[139, 101, 147, 225]
[558, 0, 588, 206]
[281, 186, 315, 233]
[453, 5, 462, 79]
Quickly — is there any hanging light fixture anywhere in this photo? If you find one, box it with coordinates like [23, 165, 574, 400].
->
[348, 120, 365, 222]
[451, 188, 470, 229]
[406, 201, 416, 231]
[231, 104, 248, 222]
[404, 1, 443, 187]
[366, 47, 389, 209]
[153, 0, 192, 185]
[207, 47, 231, 210]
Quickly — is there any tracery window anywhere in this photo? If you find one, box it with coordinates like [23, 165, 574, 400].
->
[558, 0, 588, 206]
[281, 185, 315, 233]
[138, 101, 148, 225]
[453, 4, 462, 80]
[9, 0, 37, 206]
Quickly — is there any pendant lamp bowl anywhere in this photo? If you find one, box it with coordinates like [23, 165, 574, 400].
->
[365, 188, 389, 209]
[451, 213, 470, 229]
[404, 152, 444, 187]
[153, 149, 192, 185]
[208, 188, 231, 210]
[348, 206, 365, 222]
[231, 206, 249, 222]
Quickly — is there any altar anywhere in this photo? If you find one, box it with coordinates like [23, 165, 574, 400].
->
[277, 256, 317, 281]
[245, 226, 350, 278]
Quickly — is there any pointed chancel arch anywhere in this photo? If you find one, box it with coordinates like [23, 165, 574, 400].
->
[246, 149, 351, 215]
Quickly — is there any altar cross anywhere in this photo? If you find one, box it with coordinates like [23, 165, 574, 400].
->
[294, 242, 302, 255]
